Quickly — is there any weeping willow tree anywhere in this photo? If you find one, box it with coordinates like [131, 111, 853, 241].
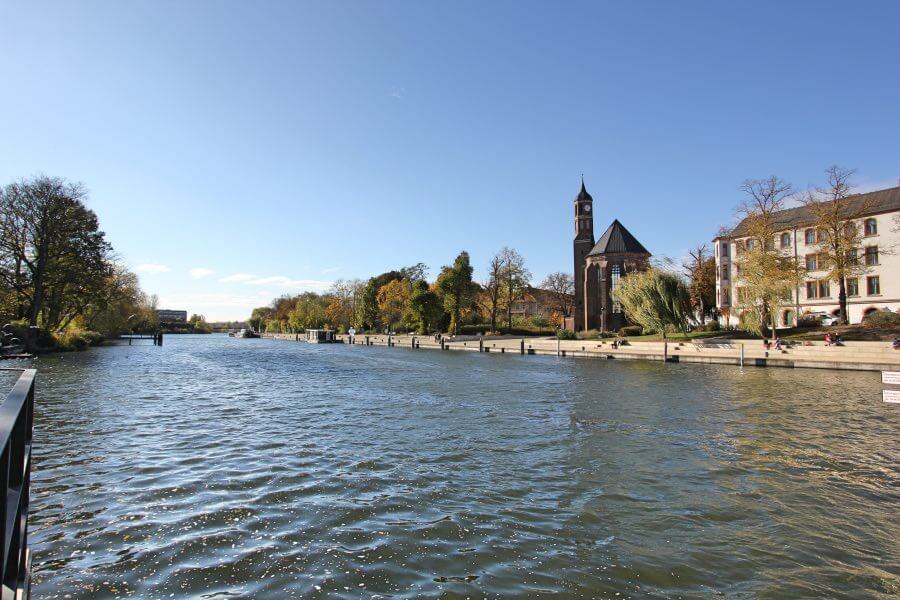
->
[613, 268, 693, 339]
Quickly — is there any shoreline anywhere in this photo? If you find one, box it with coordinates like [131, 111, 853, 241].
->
[261, 332, 900, 372]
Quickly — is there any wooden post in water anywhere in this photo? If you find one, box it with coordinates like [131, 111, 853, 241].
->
[739, 342, 744, 367]
[411, 336, 416, 348]
[557, 337, 561, 357]
[520, 338, 525, 355]
[479, 338, 484, 353]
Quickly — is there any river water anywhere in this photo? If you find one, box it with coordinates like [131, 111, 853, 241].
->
[13, 334, 899, 598]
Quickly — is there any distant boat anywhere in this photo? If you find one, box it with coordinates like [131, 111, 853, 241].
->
[236, 329, 259, 339]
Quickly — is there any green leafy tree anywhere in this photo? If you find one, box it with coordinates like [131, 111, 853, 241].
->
[613, 268, 692, 339]
[409, 280, 444, 333]
[436, 251, 476, 335]
[0, 176, 112, 332]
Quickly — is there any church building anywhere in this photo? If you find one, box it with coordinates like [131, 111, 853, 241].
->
[572, 180, 652, 332]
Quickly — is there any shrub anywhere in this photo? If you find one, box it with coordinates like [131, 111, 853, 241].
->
[697, 321, 720, 332]
[862, 310, 900, 329]
[618, 325, 643, 337]
[556, 329, 577, 340]
[53, 329, 103, 351]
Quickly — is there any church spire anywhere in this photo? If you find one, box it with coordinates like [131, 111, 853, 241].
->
[575, 177, 593, 202]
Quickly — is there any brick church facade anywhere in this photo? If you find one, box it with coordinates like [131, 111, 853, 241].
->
[572, 180, 651, 332]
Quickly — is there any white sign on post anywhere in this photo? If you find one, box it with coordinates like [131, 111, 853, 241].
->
[883, 389, 900, 404]
[881, 371, 900, 385]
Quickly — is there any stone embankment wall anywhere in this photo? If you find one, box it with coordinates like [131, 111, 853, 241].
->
[261, 333, 900, 372]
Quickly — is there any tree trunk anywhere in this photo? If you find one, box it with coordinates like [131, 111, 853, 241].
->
[838, 277, 848, 325]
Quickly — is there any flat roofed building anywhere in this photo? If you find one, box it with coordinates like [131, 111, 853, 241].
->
[713, 186, 900, 327]
[156, 309, 188, 323]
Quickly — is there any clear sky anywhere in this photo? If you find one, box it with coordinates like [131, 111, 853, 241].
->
[2, 1, 898, 320]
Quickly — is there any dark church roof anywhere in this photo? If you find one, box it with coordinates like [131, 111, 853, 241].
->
[575, 180, 593, 202]
[722, 186, 900, 239]
[588, 220, 650, 256]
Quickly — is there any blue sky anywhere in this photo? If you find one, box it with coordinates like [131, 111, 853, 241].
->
[2, 1, 898, 320]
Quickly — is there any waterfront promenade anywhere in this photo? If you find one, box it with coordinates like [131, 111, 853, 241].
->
[263, 332, 900, 372]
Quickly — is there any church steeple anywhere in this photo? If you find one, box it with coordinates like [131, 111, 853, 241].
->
[574, 178, 594, 241]
[572, 178, 595, 332]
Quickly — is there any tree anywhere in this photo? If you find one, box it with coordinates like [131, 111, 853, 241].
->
[357, 270, 404, 331]
[0, 176, 112, 331]
[287, 292, 326, 331]
[682, 245, 716, 324]
[409, 280, 444, 334]
[538, 272, 575, 321]
[800, 166, 871, 325]
[613, 268, 692, 339]
[733, 176, 805, 339]
[376, 278, 411, 333]
[481, 253, 504, 333]
[497, 247, 531, 331]
[436, 251, 476, 335]
[323, 279, 360, 332]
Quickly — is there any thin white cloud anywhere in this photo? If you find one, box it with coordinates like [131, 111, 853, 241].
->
[218, 272, 332, 291]
[190, 267, 215, 279]
[135, 263, 171, 273]
[219, 273, 257, 283]
[321, 267, 340, 274]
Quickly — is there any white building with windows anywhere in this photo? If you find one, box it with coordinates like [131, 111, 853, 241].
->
[713, 186, 899, 327]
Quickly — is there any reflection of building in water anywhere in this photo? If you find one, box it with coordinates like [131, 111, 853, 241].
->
[156, 309, 187, 323]
[571, 180, 651, 332]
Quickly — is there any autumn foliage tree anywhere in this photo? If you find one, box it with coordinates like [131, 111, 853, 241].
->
[800, 166, 872, 325]
[733, 176, 805, 339]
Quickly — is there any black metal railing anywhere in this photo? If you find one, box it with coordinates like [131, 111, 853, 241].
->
[0, 369, 34, 599]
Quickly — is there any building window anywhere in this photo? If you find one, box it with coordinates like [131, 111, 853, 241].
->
[765, 237, 775, 250]
[846, 249, 858, 265]
[805, 254, 817, 270]
[846, 278, 859, 297]
[864, 246, 878, 266]
[721, 287, 731, 305]
[805, 229, 815, 245]
[721, 243, 729, 258]
[780, 232, 791, 248]
[816, 230, 826, 243]
[806, 281, 817, 299]
[864, 218, 877, 236]
[721, 264, 730, 280]
[611, 264, 622, 313]
[818, 280, 830, 298]
[867, 276, 880, 296]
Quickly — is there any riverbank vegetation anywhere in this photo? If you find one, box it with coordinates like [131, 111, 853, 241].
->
[250, 248, 576, 336]
[0, 176, 158, 351]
